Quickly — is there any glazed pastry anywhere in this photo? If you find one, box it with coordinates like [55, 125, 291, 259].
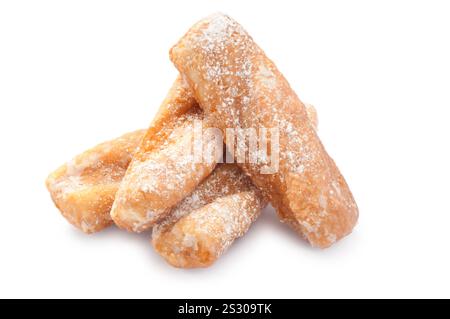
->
[170, 13, 358, 248]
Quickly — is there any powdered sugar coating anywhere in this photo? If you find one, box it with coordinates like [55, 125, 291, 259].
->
[170, 13, 358, 248]
[152, 164, 265, 268]
[46, 130, 145, 233]
[110, 77, 217, 232]
[46, 98, 317, 239]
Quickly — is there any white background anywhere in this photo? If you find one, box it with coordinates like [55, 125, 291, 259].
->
[1, 0, 449, 299]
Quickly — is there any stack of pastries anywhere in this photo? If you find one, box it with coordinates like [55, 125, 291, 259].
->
[46, 14, 358, 268]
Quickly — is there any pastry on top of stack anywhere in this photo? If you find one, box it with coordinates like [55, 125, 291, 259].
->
[170, 13, 358, 248]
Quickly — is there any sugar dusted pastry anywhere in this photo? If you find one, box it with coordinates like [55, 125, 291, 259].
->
[110, 77, 218, 232]
[46, 101, 317, 237]
[170, 13, 358, 248]
[305, 103, 318, 130]
[46, 130, 145, 233]
[152, 164, 265, 268]
[154, 104, 318, 268]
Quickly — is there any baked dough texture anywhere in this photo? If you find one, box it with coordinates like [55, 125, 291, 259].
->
[152, 164, 266, 268]
[46, 130, 145, 233]
[46, 99, 317, 237]
[170, 13, 358, 248]
[110, 77, 217, 232]
[46, 99, 318, 241]
[47, 13, 356, 264]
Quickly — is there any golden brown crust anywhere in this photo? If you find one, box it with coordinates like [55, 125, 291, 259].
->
[110, 77, 217, 232]
[46, 130, 145, 233]
[152, 164, 265, 268]
[46, 95, 318, 271]
[170, 13, 358, 248]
